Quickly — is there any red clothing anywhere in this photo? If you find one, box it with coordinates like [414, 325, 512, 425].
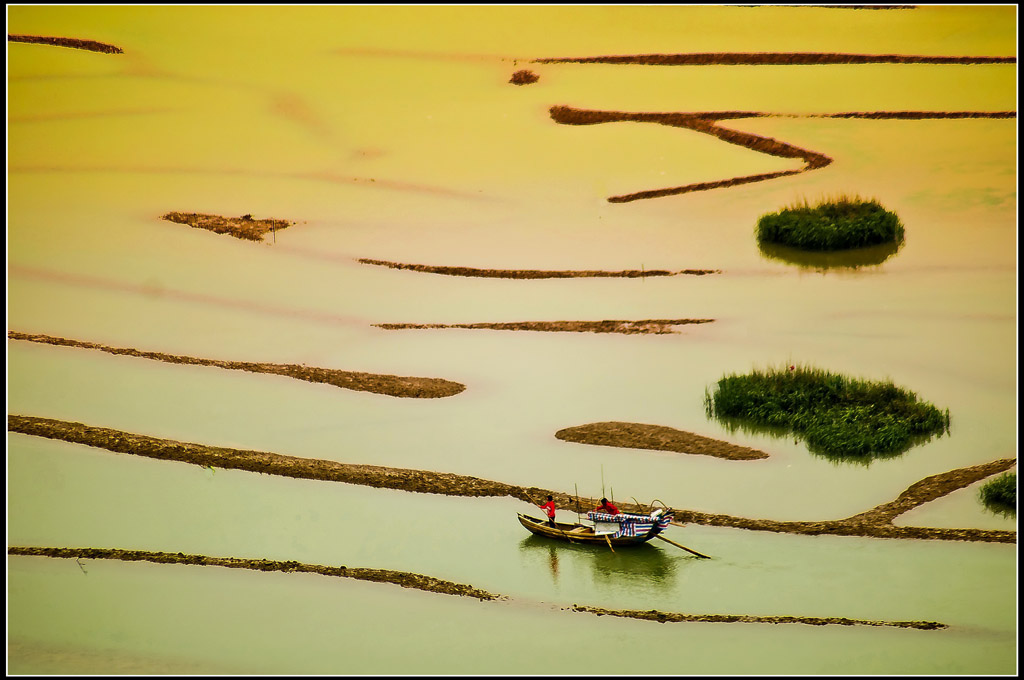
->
[595, 501, 620, 515]
[540, 500, 556, 519]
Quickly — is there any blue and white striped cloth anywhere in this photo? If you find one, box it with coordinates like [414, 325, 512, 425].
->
[586, 511, 673, 538]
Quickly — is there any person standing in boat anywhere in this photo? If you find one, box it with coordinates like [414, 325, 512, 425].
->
[539, 495, 557, 527]
[595, 498, 620, 515]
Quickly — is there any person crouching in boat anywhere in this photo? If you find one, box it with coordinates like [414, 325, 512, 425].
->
[539, 495, 557, 527]
[595, 498, 620, 515]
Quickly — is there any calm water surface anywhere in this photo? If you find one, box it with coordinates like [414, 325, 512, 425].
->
[7, 4, 1017, 674]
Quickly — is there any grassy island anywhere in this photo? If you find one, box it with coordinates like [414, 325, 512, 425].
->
[704, 365, 949, 460]
[979, 472, 1016, 515]
[756, 196, 904, 251]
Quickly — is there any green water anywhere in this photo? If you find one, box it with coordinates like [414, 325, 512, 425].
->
[7, 435, 1016, 674]
[7, 4, 1017, 674]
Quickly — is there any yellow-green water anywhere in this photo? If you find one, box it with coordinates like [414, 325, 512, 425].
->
[7, 4, 1017, 674]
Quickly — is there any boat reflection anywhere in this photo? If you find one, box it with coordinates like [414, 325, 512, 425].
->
[518, 534, 679, 590]
[757, 239, 903, 271]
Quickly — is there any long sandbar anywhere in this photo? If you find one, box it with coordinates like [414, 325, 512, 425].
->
[9, 331, 465, 399]
[374, 319, 714, 335]
[8, 546, 943, 629]
[8, 34, 124, 54]
[359, 258, 720, 279]
[534, 52, 1016, 66]
[8, 414, 1015, 544]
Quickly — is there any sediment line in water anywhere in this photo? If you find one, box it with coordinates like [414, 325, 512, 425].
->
[550, 105, 829, 202]
[6, 547, 499, 601]
[819, 110, 1016, 119]
[566, 605, 944, 630]
[358, 258, 720, 278]
[841, 460, 1019, 524]
[8, 547, 943, 629]
[7, 34, 124, 54]
[534, 52, 1016, 65]
[7, 415, 520, 498]
[8, 415, 1015, 544]
[373, 320, 714, 334]
[161, 212, 292, 242]
[555, 422, 770, 460]
[8, 332, 465, 399]
[549, 106, 1015, 202]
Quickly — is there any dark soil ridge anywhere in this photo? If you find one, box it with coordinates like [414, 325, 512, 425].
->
[556, 422, 770, 460]
[7, 546, 944, 630]
[820, 111, 1016, 119]
[567, 605, 944, 630]
[549, 106, 1015, 202]
[373, 319, 714, 334]
[7, 415, 527, 498]
[161, 212, 291, 242]
[550, 105, 829, 202]
[359, 258, 720, 279]
[6, 546, 499, 601]
[8, 34, 124, 54]
[534, 52, 1016, 66]
[8, 331, 465, 399]
[8, 415, 1016, 544]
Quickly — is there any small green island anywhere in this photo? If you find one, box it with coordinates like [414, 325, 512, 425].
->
[704, 364, 949, 461]
[979, 472, 1016, 516]
[756, 196, 905, 251]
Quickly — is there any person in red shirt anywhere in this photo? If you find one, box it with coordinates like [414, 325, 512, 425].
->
[539, 495, 557, 526]
[594, 497, 620, 515]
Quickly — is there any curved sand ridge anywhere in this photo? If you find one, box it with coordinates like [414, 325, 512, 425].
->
[6, 546, 943, 629]
[9, 332, 465, 399]
[8, 34, 124, 54]
[359, 258, 720, 279]
[8, 415, 1015, 544]
[374, 319, 713, 334]
[550, 106, 1016, 202]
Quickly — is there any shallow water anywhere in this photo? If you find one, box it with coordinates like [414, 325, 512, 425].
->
[7, 435, 1016, 674]
[6, 4, 1017, 674]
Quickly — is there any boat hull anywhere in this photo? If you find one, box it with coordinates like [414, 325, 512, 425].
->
[517, 513, 668, 546]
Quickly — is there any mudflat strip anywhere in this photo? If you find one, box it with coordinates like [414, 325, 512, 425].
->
[8, 331, 465, 398]
[550, 105, 827, 202]
[533, 52, 1016, 66]
[6, 547, 499, 601]
[359, 258, 720, 279]
[7, 415, 522, 498]
[374, 319, 714, 334]
[8, 34, 124, 54]
[7, 414, 1015, 544]
[161, 212, 292, 242]
[7, 546, 944, 629]
[567, 605, 944, 630]
[556, 422, 770, 460]
[549, 105, 1015, 202]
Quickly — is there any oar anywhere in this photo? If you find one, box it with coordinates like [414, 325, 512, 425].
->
[604, 535, 615, 553]
[655, 535, 711, 559]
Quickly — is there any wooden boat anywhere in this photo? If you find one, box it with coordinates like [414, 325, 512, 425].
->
[517, 509, 674, 547]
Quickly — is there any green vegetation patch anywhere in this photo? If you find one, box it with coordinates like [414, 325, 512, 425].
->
[704, 364, 949, 460]
[756, 196, 905, 251]
[979, 472, 1016, 516]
